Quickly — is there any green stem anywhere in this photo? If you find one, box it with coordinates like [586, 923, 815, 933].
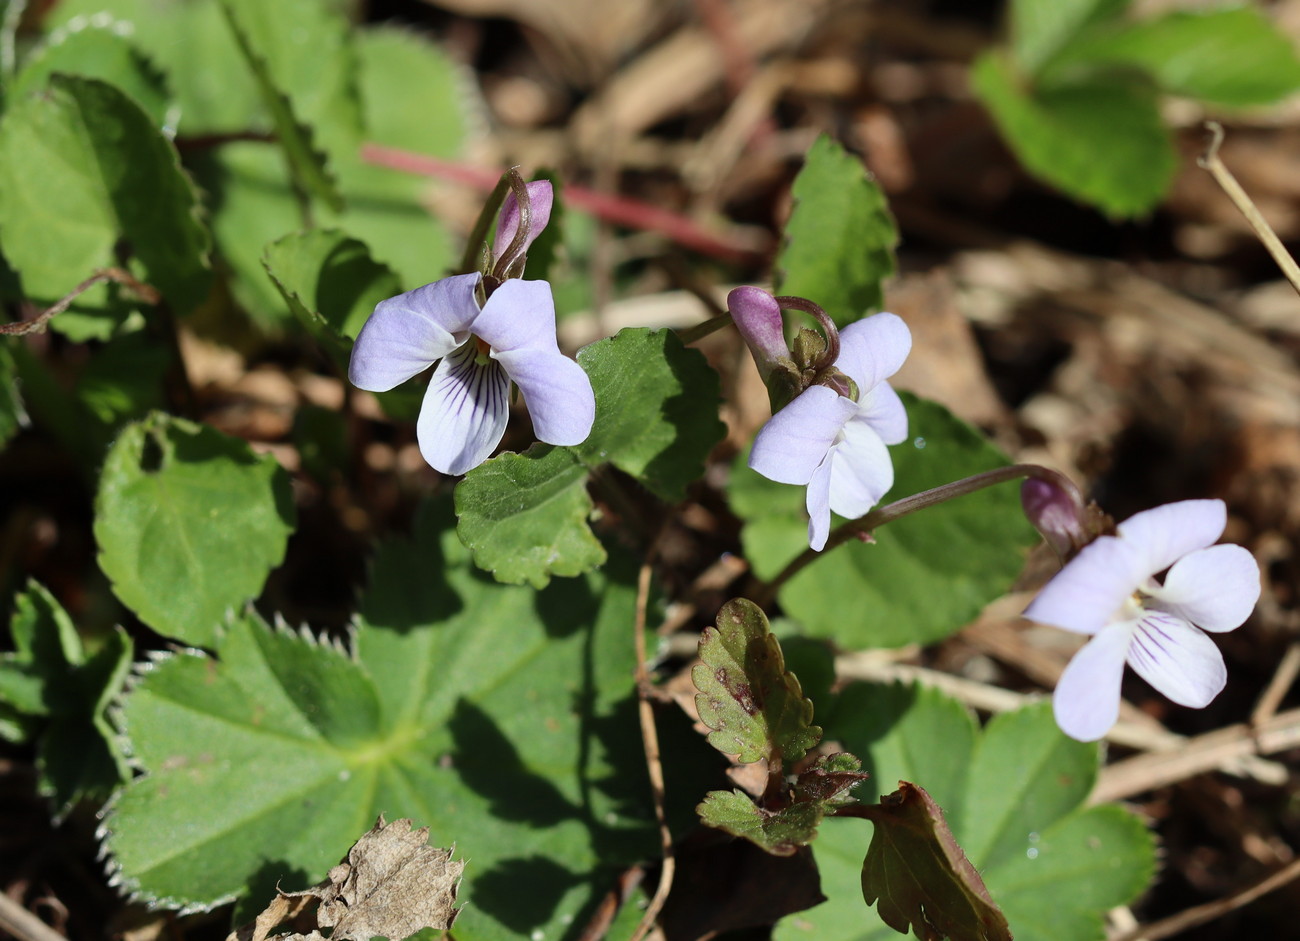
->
[675, 312, 733, 345]
[757, 463, 1081, 604]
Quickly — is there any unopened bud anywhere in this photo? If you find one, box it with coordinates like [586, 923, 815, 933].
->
[1021, 477, 1089, 560]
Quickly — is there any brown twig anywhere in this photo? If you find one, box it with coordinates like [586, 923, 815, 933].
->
[360, 144, 767, 263]
[630, 553, 675, 941]
[1250, 641, 1300, 728]
[0, 892, 68, 941]
[0, 268, 159, 336]
[1198, 121, 1300, 298]
[1110, 856, 1300, 941]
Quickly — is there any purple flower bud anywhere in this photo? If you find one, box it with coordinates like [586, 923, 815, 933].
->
[1021, 478, 1089, 560]
[493, 180, 554, 262]
[727, 286, 790, 384]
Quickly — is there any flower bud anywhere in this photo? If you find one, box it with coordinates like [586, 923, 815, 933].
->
[493, 180, 554, 262]
[728, 286, 790, 384]
[1021, 478, 1090, 560]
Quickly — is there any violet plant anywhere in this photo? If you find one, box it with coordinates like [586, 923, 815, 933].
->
[0, 3, 1274, 939]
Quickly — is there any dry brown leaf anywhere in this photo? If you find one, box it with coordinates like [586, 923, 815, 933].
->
[227, 816, 464, 941]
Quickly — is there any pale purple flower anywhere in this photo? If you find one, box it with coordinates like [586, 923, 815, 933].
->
[1024, 499, 1260, 742]
[347, 182, 594, 476]
[748, 312, 912, 551]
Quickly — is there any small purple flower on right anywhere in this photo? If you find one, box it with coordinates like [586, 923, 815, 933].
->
[1024, 499, 1261, 742]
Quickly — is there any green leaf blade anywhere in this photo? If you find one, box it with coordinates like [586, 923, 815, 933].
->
[698, 789, 826, 856]
[454, 444, 605, 587]
[775, 135, 898, 327]
[94, 413, 296, 647]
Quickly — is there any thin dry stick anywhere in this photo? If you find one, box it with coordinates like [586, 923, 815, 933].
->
[0, 892, 69, 941]
[1110, 856, 1300, 941]
[630, 556, 675, 941]
[1250, 641, 1300, 727]
[0, 268, 159, 336]
[1198, 121, 1300, 298]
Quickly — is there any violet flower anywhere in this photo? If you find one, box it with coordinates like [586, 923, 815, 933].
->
[1024, 499, 1260, 742]
[348, 181, 594, 475]
[734, 287, 912, 552]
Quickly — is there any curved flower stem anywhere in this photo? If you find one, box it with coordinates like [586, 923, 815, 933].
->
[457, 172, 512, 276]
[676, 311, 733, 345]
[774, 295, 838, 371]
[757, 464, 1083, 604]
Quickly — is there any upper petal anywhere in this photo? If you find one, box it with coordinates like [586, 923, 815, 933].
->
[1125, 611, 1227, 708]
[1116, 499, 1226, 579]
[348, 273, 482, 392]
[1023, 535, 1149, 635]
[826, 418, 894, 520]
[472, 279, 558, 355]
[856, 380, 908, 445]
[806, 454, 834, 551]
[727, 286, 788, 382]
[1148, 544, 1260, 633]
[416, 344, 510, 475]
[1053, 621, 1134, 742]
[835, 312, 912, 392]
[492, 180, 554, 260]
[494, 347, 595, 446]
[750, 385, 857, 485]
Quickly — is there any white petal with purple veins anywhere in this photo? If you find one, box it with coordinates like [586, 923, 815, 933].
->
[750, 386, 857, 485]
[348, 273, 481, 391]
[1053, 621, 1134, 741]
[1149, 544, 1261, 632]
[1125, 612, 1226, 708]
[416, 345, 510, 475]
[1024, 535, 1149, 635]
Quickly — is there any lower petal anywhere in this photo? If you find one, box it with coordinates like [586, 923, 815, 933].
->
[806, 456, 834, 551]
[1125, 612, 1226, 708]
[494, 347, 595, 446]
[416, 345, 510, 475]
[1053, 622, 1135, 742]
[826, 419, 894, 520]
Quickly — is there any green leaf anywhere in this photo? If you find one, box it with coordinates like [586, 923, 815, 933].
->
[94, 412, 296, 647]
[104, 502, 655, 941]
[775, 687, 1156, 941]
[775, 135, 897, 327]
[1049, 7, 1300, 107]
[217, 0, 344, 212]
[454, 443, 606, 588]
[77, 330, 171, 425]
[971, 51, 1177, 217]
[734, 394, 1037, 648]
[860, 782, 1011, 941]
[574, 327, 725, 501]
[698, 790, 825, 856]
[1010, 0, 1126, 73]
[0, 581, 133, 816]
[262, 227, 402, 364]
[0, 342, 25, 447]
[11, 18, 172, 127]
[0, 74, 212, 335]
[693, 599, 821, 765]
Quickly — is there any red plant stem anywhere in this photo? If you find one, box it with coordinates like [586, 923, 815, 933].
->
[360, 144, 766, 264]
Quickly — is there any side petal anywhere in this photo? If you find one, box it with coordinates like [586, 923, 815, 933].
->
[727, 286, 788, 382]
[1125, 611, 1227, 708]
[494, 348, 595, 446]
[1053, 621, 1134, 742]
[856, 380, 908, 445]
[492, 180, 554, 260]
[750, 386, 857, 485]
[1117, 499, 1226, 579]
[1148, 544, 1260, 633]
[806, 455, 834, 551]
[826, 418, 894, 520]
[348, 273, 482, 391]
[416, 345, 510, 475]
[1023, 535, 1148, 635]
[472, 279, 557, 355]
[835, 312, 912, 392]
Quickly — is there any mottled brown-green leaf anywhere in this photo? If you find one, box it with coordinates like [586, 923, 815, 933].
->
[860, 782, 1012, 941]
[697, 790, 825, 857]
[692, 598, 820, 766]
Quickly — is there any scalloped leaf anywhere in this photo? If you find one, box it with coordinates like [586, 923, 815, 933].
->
[104, 501, 655, 941]
[693, 599, 820, 765]
[574, 327, 725, 502]
[94, 412, 296, 647]
[775, 135, 897, 327]
[454, 443, 606, 588]
[774, 687, 1156, 941]
[733, 394, 1037, 648]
